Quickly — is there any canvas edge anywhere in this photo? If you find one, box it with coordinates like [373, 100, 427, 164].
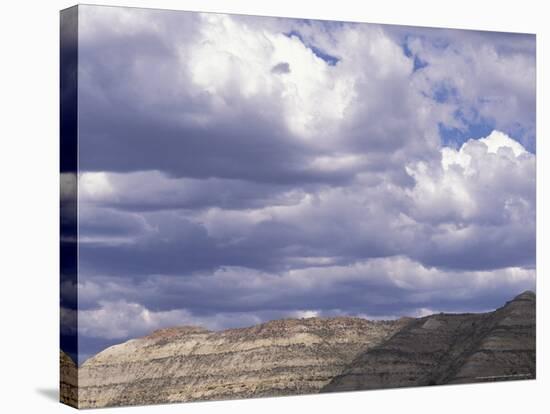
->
[60, 4, 80, 409]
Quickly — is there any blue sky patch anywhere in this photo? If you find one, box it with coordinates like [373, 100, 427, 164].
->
[285, 30, 340, 66]
[432, 83, 458, 103]
[439, 110, 495, 148]
[439, 109, 535, 153]
[402, 39, 428, 72]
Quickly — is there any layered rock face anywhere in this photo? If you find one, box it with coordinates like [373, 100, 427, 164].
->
[322, 291, 536, 392]
[447, 291, 536, 384]
[68, 291, 535, 408]
[78, 318, 406, 408]
[60, 351, 78, 407]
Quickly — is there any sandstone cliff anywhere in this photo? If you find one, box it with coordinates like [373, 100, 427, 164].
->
[322, 291, 535, 392]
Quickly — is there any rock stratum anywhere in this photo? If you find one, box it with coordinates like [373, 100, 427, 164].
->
[77, 318, 405, 408]
[323, 291, 536, 392]
[62, 291, 535, 408]
[60, 350, 78, 406]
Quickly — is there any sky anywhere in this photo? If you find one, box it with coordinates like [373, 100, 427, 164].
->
[60, 5, 536, 363]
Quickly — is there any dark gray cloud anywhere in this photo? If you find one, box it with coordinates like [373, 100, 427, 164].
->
[77, 260, 534, 345]
[72, 6, 536, 358]
[77, 6, 441, 186]
[78, 9, 318, 184]
[79, 173, 310, 212]
[271, 62, 291, 74]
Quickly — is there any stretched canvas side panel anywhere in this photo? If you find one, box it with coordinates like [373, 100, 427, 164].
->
[60, 5, 79, 408]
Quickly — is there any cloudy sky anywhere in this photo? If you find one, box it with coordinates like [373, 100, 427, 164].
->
[63, 5, 536, 362]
